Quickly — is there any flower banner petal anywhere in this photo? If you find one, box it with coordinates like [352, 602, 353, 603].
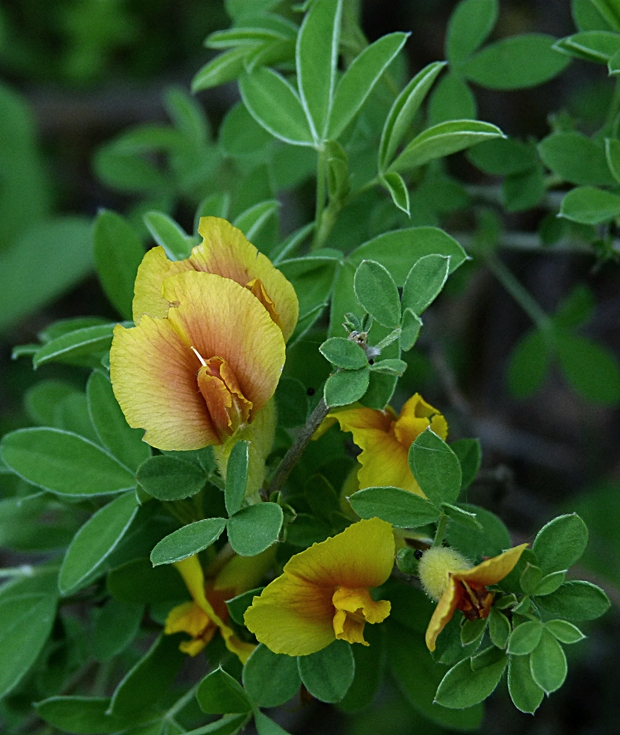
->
[132, 246, 191, 322]
[194, 217, 299, 341]
[110, 319, 218, 450]
[457, 544, 529, 587]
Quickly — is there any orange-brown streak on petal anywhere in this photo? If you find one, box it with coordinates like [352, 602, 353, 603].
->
[425, 579, 461, 652]
[246, 278, 284, 332]
[162, 272, 285, 414]
[197, 357, 252, 441]
[110, 321, 218, 450]
[194, 217, 299, 341]
[132, 246, 192, 322]
[244, 573, 336, 656]
[285, 518, 395, 590]
[457, 544, 529, 587]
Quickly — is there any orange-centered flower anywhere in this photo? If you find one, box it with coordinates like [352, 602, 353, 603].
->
[244, 518, 395, 656]
[110, 217, 298, 450]
[418, 544, 528, 652]
[165, 550, 272, 663]
[319, 393, 447, 496]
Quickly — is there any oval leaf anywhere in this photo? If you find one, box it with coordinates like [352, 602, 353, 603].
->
[227, 502, 283, 556]
[150, 518, 227, 566]
[348, 486, 440, 527]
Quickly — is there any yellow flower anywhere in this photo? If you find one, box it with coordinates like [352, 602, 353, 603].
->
[244, 518, 395, 656]
[110, 217, 298, 451]
[418, 544, 528, 652]
[165, 550, 272, 663]
[319, 393, 448, 496]
[132, 216, 298, 340]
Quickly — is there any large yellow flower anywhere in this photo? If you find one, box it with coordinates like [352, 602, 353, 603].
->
[418, 544, 528, 652]
[244, 518, 395, 656]
[165, 550, 272, 663]
[320, 393, 447, 496]
[110, 218, 298, 451]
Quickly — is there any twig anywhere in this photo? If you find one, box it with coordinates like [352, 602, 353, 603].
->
[267, 398, 330, 496]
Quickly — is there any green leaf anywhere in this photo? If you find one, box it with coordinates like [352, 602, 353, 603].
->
[428, 72, 477, 125]
[136, 455, 206, 501]
[408, 429, 462, 508]
[109, 634, 185, 716]
[560, 185, 620, 224]
[536, 580, 611, 621]
[143, 211, 195, 261]
[605, 137, 620, 184]
[539, 132, 613, 186]
[324, 367, 370, 407]
[435, 652, 507, 708]
[502, 164, 545, 211]
[254, 711, 290, 735]
[92, 598, 144, 662]
[507, 328, 551, 398]
[243, 644, 301, 707]
[386, 623, 483, 729]
[400, 308, 423, 351]
[226, 587, 263, 625]
[93, 211, 145, 320]
[554, 284, 595, 329]
[35, 696, 145, 735]
[320, 337, 368, 369]
[33, 323, 118, 369]
[186, 714, 251, 735]
[507, 620, 544, 655]
[0, 593, 57, 698]
[197, 668, 252, 714]
[240, 68, 314, 146]
[296, 0, 343, 140]
[278, 253, 338, 319]
[441, 502, 482, 531]
[379, 61, 447, 170]
[532, 513, 589, 574]
[446, 503, 511, 559]
[150, 518, 227, 566]
[0, 216, 93, 333]
[1, 428, 135, 496]
[225, 441, 249, 516]
[354, 260, 401, 328]
[275, 377, 308, 428]
[233, 200, 280, 242]
[556, 331, 620, 405]
[488, 608, 511, 649]
[451, 438, 482, 489]
[461, 33, 571, 89]
[591, 0, 620, 31]
[192, 47, 248, 93]
[507, 654, 544, 714]
[227, 502, 283, 556]
[520, 563, 543, 596]
[390, 120, 504, 173]
[338, 624, 383, 712]
[59, 492, 138, 594]
[460, 618, 487, 646]
[349, 486, 440, 527]
[533, 570, 566, 596]
[107, 558, 188, 604]
[328, 32, 409, 139]
[221, 101, 273, 156]
[381, 171, 410, 215]
[369, 358, 407, 376]
[446, 0, 499, 63]
[349, 227, 467, 285]
[530, 629, 567, 694]
[402, 254, 450, 316]
[467, 136, 537, 175]
[87, 370, 151, 472]
[554, 30, 620, 62]
[297, 639, 355, 703]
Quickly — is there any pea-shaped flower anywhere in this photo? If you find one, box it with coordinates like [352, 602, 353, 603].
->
[319, 393, 447, 495]
[418, 544, 528, 651]
[244, 517, 395, 656]
[110, 217, 298, 450]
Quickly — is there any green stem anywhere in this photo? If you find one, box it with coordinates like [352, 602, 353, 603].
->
[311, 146, 327, 251]
[432, 513, 449, 548]
[0, 564, 59, 578]
[267, 398, 329, 496]
[165, 683, 199, 720]
[486, 256, 552, 334]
